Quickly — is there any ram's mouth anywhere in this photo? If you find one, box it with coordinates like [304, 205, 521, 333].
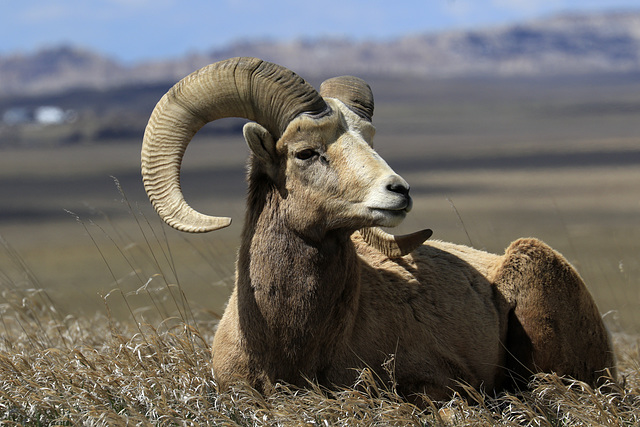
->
[368, 192, 412, 210]
[402, 197, 413, 213]
[368, 198, 412, 226]
[372, 196, 412, 213]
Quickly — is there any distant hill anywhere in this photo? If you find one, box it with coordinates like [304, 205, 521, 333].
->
[2, 10, 640, 97]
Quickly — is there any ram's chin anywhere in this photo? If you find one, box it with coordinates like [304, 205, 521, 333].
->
[369, 208, 407, 228]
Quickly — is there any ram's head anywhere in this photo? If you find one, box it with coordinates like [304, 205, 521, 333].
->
[142, 57, 429, 251]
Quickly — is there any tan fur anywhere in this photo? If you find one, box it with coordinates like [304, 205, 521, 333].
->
[141, 58, 615, 400]
[210, 99, 616, 399]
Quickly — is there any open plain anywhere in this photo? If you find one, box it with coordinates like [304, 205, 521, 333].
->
[1, 74, 638, 330]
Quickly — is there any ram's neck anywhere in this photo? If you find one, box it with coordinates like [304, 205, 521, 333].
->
[236, 173, 361, 381]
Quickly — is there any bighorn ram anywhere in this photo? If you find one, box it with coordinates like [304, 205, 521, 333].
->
[142, 57, 615, 400]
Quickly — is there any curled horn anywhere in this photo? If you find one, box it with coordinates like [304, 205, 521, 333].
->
[141, 57, 329, 233]
[319, 76, 374, 122]
[359, 227, 433, 258]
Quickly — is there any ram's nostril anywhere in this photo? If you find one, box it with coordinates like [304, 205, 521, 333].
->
[387, 183, 408, 195]
[386, 176, 410, 196]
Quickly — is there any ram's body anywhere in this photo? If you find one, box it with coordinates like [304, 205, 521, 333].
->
[141, 57, 616, 399]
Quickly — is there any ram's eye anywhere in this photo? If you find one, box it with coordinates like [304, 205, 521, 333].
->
[295, 149, 317, 160]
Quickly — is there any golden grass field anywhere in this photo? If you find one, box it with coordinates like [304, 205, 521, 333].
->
[0, 75, 639, 424]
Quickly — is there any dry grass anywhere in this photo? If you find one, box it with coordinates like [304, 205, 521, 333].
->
[0, 290, 638, 426]
[1, 221, 639, 426]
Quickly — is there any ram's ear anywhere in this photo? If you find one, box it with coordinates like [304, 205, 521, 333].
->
[244, 122, 277, 165]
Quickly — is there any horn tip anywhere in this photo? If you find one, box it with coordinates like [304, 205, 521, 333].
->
[418, 228, 434, 241]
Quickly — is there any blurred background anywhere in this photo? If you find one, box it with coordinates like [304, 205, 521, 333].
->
[0, 1, 639, 333]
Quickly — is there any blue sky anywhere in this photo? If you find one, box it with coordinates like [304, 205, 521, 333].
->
[2, 0, 639, 63]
